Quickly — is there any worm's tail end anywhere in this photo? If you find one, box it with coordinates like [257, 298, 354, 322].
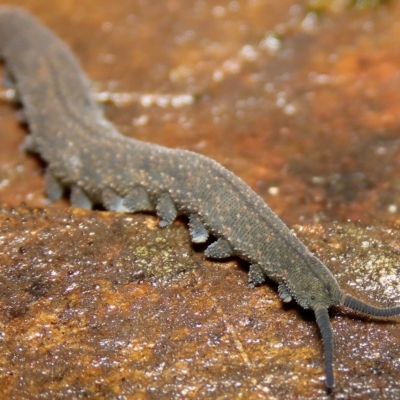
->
[315, 306, 334, 389]
[342, 293, 400, 317]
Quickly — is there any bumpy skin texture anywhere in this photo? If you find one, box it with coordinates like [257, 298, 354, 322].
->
[0, 6, 342, 311]
[1, 6, 400, 390]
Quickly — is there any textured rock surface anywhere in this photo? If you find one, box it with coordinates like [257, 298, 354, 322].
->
[1, 0, 400, 398]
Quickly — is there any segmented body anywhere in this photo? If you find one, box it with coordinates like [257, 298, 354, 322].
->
[0, 6, 341, 303]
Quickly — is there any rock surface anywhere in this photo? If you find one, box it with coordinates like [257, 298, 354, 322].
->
[1, 0, 400, 398]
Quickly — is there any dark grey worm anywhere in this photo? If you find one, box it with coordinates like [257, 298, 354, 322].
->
[0, 6, 399, 390]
